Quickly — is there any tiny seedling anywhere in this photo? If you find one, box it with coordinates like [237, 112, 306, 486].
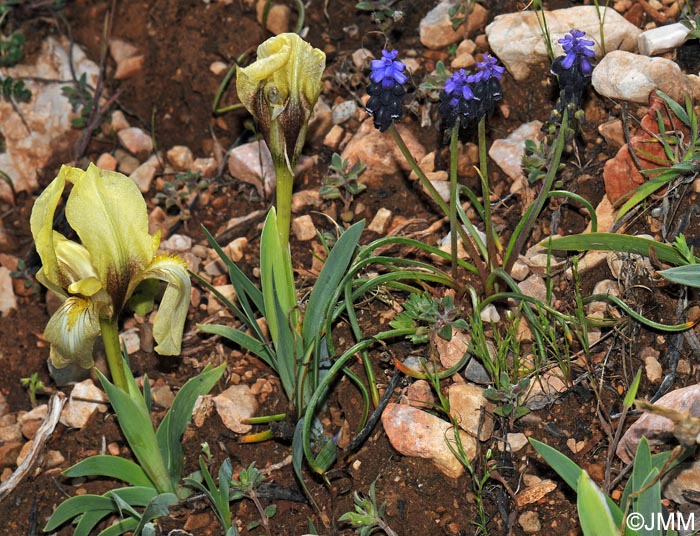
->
[320, 152, 367, 223]
[338, 479, 397, 536]
[20, 372, 45, 407]
[389, 291, 468, 345]
[61, 72, 98, 129]
[231, 463, 276, 536]
[153, 171, 210, 223]
[355, 0, 404, 30]
[448, 0, 474, 30]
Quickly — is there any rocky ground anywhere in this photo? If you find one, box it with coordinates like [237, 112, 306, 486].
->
[1, 0, 700, 535]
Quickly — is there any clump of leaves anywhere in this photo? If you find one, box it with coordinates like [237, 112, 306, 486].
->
[231, 463, 276, 536]
[418, 60, 450, 94]
[483, 372, 530, 421]
[338, 479, 397, 536]
[390, 292, 467, 344]
[320, 152, 366, 222]
[0, 31, 23, 66]
[355, 0, 403, 31]
[61, 72, 99, 129]
[1, 75, 30, 102]
[522, 138, 566, 184]
[681, 3, 700, 40]
[153, 171, 209, 222]
[448, 0, 473, 30]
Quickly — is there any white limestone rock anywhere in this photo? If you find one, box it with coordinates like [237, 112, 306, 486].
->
[485, 6, 640, 80]
[592, 50, 699, 104]
[0, 37, 99, 202]
[489, 121, 543, 182]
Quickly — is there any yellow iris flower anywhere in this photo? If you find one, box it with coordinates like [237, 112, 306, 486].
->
[236, 32, 325, 167]
[30, 163, 191, 369]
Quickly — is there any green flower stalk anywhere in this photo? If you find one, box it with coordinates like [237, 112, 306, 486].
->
[30, 164, 191, 391]
[236, 33, 326, 250]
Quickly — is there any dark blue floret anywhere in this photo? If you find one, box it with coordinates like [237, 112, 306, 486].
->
[366, 49, 407, 132]
[440, 55, 504, 129]
[551, 30, 594, 112]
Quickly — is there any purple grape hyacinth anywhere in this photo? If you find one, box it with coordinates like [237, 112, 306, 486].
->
[440, 54, 505, 128]
[468, 54, 505, 84]
[366, 49, 408, 132]
[370, 49, 408, 87]
[558, 29, 595, 75]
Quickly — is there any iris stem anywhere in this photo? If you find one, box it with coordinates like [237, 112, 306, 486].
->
[99, 317, 128, 392]
[273, 159, 294, 264]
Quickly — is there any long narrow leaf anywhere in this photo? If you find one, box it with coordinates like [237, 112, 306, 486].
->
[659, 265, 700, 287]
[97, 370, 174, 495]
[197, 323, 274, 368]
[546, 233, 688, 266]
[577, 471, 619, 536]
[529, 439, 634, 534]
[63, 455, 153, 488]
[44, 495, 115, 532]
[96, 517, 138, 536]
[302, 220, 364, 344]
[260, 209, 296, 349]
[615, 174, 677, 221]
[156, 364, 225, 490]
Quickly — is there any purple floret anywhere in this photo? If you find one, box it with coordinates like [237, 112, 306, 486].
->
[370, 49, 408, 88]
[469, 54, 505, 83]
[558, 29, 595, 74]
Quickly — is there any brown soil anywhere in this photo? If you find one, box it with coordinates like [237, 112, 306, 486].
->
[1, 1, 700, 535]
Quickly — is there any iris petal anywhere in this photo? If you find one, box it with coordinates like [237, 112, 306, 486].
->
[44, 296, 102, 369]
[137, 255, 192, 356]
[65, 163, 155, 312]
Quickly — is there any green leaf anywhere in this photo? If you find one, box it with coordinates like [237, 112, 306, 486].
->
[44, 495, 115, 532]
[96, 517, 138, 536]
[655, 90, 689, 126]
[659, 265, 700, 287]
[529, 439, 633, 533]
[133, 493, 178, 535]
[97, 370, 175, 495]
[197, 323, 273, 368]
[303, 220, 364, 345]
[616, 174, 678, 220]
[156, 364, 225, 491]
[260, 208, 297, 350]
[63, 455, 153, 488]
[577, 471, 619, 536]
[624, 369, 643, 409]
[546, 233, 688, 266]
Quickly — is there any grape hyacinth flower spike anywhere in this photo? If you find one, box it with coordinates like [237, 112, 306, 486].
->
[469, 54, 505, 120]
[366, 49, 407, 132]
[551, 29, 595, 112]
[439, 68, 476, 129]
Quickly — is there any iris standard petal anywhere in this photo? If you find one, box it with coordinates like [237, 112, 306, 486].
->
[44, 296, 102, 369]
[138, 255, 191, 356]
[64, 163, 156, 312]
[29, 168, 67, 289]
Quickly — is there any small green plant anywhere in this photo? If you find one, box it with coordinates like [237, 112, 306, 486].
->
[319, 152, 367, 222]
[231, 463, 277, 535]
[19, 372, 45, 407]
[153, 171, 209, 223]
[389, 291, 468, 344]
[62, 72, 99, 129]
[449, 440, 494, 535]
[338, 479, 397, 536]
[1, 75, 30, 102]
[484, 374, 530, 421]
[355, 0, 404, 30]
[681, 1, 700, 40]
[0, 29, 23, 67]
[608, 90, 700, 225]
[44, 356, 225, 535]
[448, 0, 473, 31]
